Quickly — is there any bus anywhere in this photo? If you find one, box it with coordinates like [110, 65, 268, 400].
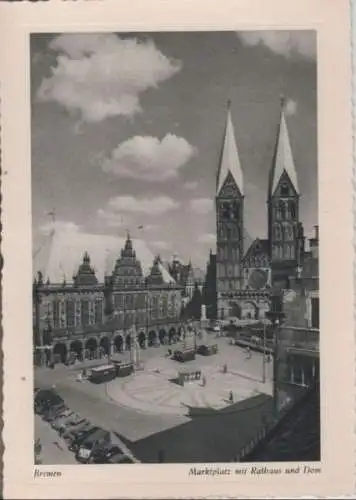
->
[88, 365, 116, 384]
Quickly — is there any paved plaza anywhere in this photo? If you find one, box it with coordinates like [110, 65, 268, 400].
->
[106, 340, 272, 416]
[34, 338, 274, 462]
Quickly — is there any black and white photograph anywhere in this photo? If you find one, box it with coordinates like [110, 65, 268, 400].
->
[31, 30, 320, 465]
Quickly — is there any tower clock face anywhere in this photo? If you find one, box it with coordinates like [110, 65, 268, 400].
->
[248, 269, 268, 290]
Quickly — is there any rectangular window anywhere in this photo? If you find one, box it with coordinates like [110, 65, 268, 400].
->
[66, 300, 75, 327]
[81, 300, 89, 327]
[53, 299, 60, 328]
[95, 299, 103, 325]
[311, 297, 319, 329]
[75, 300, 81, 326]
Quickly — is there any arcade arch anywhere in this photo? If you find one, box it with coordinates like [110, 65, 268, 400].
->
[69, 339, 83, 361]
[159, 328, 167, 345]
[138, 331, 146, 348]
[85, 337, 98, 360]
[126, 334, 132, 350]
[114, 335, 123, 353]
[53, 342, 67, 364]
[169, 327, 176, 344]
[148, 330, 157, 347]
[99, 336, 110, 356]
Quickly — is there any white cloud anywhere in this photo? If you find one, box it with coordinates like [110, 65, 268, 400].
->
[183, 180, 199, 190]
[285, 98, 298, 116]
[190, 198, 214, 214]
[108, 195, 180, 216]
[197, 233, 216, 244]
[151, 240, 171, 250]
[139, 224, 159, 232]
[37, 33, 181, 123]
[238, 31, 316, 60]
[39, 220, 81, 235]
[101, 134, 196, 181]
[97, 208, 131, 228]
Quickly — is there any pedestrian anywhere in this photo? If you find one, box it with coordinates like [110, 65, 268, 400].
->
[223, 363, 227, 374]
[229, 390, 233, 403]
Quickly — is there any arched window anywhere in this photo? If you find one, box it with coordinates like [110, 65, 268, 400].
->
[285, 245, 290, 259]
[280, 201, 286, 220]
[284, 224, 293, 241]
[274, 224, 281, 240]
[288, 200, 296, 219]
[280, 182, 289, 197]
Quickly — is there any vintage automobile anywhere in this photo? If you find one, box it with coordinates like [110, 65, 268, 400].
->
[34, 389, 64, 415]
[75, 429, 111, 463]
[90, 445, 134, 464]
[57, 416, 89, 435]
[68, 426, 101, 452]
[196, 344, 218, 356]
[51, 412, 82, 431]
[173, 347, 196, 363]
[88, 365, 117, 384]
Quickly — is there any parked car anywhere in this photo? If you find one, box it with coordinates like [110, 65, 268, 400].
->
[43, 405, 69, 422]
[69, 426, 101, 452]
[42, 404, 69, 422]
[51, 411, 78, 430]
[58, 416, 88, 435]
[34, 389, 64, 415]
[75, 429, 111, 463]
[90, 445, 133, 464]
[61, 420, 92, 440]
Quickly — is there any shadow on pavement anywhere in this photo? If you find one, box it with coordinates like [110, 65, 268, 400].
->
[113, 394, 273, 463]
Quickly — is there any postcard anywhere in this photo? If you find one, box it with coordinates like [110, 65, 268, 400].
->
[0, 0, 354, 498]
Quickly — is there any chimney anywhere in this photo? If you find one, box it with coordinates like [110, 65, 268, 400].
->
[314, 225, 319, 242]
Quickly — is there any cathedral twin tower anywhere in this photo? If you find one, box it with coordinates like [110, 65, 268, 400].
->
[215, 98, 303, 307]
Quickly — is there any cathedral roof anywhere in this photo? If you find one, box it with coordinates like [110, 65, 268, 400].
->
[243, 238, 270, 262]
[269, 98, 299, 197]
[33, 228, 175, 285]
[216, 101, 244, 196]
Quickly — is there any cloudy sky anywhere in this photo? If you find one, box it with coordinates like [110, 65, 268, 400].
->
[31, 31, 317, 269]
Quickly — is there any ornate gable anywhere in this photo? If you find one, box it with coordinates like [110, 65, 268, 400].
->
[218, 171, 242, 199]
[73, 252, 98, 287]
[273, 170, 298, 198]
[242, 239, 271, 290]
[243, 238, 270, 267]
[146, 256, 165, 286]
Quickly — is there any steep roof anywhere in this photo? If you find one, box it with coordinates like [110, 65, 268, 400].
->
[243, 238, 270, 262]
[269, 99, 299, 197]
[33, 229, 175, 285]
[216, 102, 244, 196]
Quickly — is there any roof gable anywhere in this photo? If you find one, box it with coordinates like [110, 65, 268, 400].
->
[243, 238, 270, 263]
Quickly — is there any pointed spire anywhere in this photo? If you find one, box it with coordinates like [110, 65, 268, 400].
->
[269, 97, 299, 197]
[216, 100, 244, 196]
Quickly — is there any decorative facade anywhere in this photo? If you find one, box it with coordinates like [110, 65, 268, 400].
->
[33, 234, 183, 365]
[212, 98, 310, 321]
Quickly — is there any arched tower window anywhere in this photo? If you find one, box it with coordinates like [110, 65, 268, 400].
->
[273, 224, 281, 240]
[280, 201, 287, 220]
[288, 200, 296, 219]
[280, 182, 289, 197]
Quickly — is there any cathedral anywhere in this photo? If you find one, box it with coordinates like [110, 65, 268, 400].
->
[213, 98, 306, 321]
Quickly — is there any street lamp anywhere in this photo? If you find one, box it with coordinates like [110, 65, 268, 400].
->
[265, 290, 286, 418]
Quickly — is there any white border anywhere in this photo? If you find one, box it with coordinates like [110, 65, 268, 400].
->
[1, 0, 354, 498]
